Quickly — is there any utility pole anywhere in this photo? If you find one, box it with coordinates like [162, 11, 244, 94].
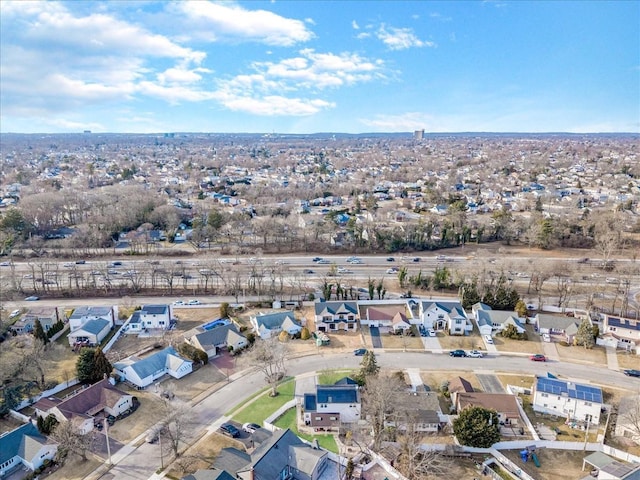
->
[104, 418, 111, 465]
[159, 431, 164, 470]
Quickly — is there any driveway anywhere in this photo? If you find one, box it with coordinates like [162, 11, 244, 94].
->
[90, 429, 125, 460]
[476, 373, 505, 393]
[369, 326, 382, 348]
[421, 334, 442, 351]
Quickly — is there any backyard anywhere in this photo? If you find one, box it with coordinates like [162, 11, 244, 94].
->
[500, 448, 589, 480]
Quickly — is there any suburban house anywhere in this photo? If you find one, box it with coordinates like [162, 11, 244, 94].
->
[455, 392, 523, 426]
[126, 304, 172, 332]
[213, 428, 331, 480]
[531, 376, 603, 424]
[10, 306, 64, 335]
[615, 395, 640, 445]
[113, 346, 193, 389]
[534, 314, 585, 344]
[598, 314, 640, 354]
[0, 423, 58, 478]
[67, 307, 115, 348]
[251, 311, 302, 339]
[184, 322, 247, 358]
[448, 376, 475, 407]
[473, 304, 526, 336]
[359, 303, 411, 331]
[419, 300, 471, 335]
[313, 301, 359, 332]
[34, 379, 133, 435]
[582, 452, 640, 480]
[68, 306, 115, 332]
[303, 378, 361, 429]
[384, 389, 443, 433]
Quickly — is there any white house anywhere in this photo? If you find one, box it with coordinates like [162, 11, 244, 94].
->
[251, 311, 302, 339]
[113, 346, 192, 389]
[359, 302, 411, 329]
[10, 307, 64, 335]
[127, 304, 172, 332]
[534, 314, 584, 343]
[68, 318, 112, 348]
[419, 300, 471, 335]
[303, 379, 360, 429]
[598, 314, 640, 354]
[68, 306, 115, 332]
[473, 304, 526, 336]
[0, 423, 57, 477]
[314, 301, 359, 332]
[532, 376, 603, 424]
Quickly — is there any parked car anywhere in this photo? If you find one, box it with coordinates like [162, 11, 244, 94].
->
[220, 423, 240, 438]
[187, 299, 200, 305]
[242, 423, 261, 434]
[25, 296, 40, 301]
[467, 350, 484, 358]
[623, 369, 640, 378]
[449, 349, 466, 357]
[0, 261, 11, 266]
[354, 348, 367, 356]
[483, 335, 494, 345]
[173, 300, 185, 306]
[418, 325, 427, 337]
[9, 309, 21, 319]
[427, 328, 435, 337]
[530, 354, 547, 362]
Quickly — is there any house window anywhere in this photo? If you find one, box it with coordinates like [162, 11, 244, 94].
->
[584, 402, 592, 406]
[330, 416, 337, 420]
[315, 417, 322, 421]
[609, 327, 616, 332]
[541, 393, 548, 398]
[159, 321, 165, 325]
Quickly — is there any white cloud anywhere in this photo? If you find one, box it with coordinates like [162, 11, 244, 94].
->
[360, 112, 434, 131]
[220, 94, 334, 116]
[174, 1, 313, 46]
[352, 20, 360, 29]
[376, 25, 435, 50]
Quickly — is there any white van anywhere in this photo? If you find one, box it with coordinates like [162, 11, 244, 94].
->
[542, 333, 551, 343]
[483, 335, 494, 345]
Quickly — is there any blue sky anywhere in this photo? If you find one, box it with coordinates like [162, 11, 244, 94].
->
[1, 1, 638, 134]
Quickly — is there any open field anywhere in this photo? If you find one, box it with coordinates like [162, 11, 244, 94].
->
[106, 388, 167, 443]
[617, 351, 640, 370]
[172, 306, 221, 330]
[500, 448, 588, 480]
[556, 344, 607, 365]
[494, 325, 544, 355]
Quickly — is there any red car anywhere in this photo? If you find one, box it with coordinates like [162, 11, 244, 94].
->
[530, 354, 547, 362]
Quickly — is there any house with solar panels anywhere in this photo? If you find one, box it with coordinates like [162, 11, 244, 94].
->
[532, 376, 603, 424]
[67, 305, 115, 348]
[599, 314, 640, 354]
[303, 379, 361, 430]
[314, 301, 359, 332]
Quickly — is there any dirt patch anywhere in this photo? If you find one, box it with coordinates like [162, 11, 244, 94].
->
[617, 351, 640, 370]
[172, 307, 222, 330]
[106, 387, 167, 443]
[555, 344, 607, 365]
[500, 448, 588, 480]
[106, 333, 163, 362]
[436, 333, 483, 351]
[0, 416, 24, 435]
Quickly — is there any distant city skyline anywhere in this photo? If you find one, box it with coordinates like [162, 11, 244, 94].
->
[1, 0, 638, 134]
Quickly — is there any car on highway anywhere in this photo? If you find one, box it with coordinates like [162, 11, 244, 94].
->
[316, 259, 330, 264]
[467, 350, 484, 358]
[312, 257, 323, 262]
[412, 257, 421, 262]
[348, 259, 363, 264]
[449, 349, 466, 357]
[386, 267, 399, 274]
[187, 299, 200, 305]
[386, 257, 395, 262]
[219, 423, 240, 438]
[242, 423, 261, 434]
[173, 300, 185, 306]
[530, 354, 547, 362]
[0, 261, 11, 266]
[75, 260, 86, 264]
[109, 261, 123, 267]
[25, 296, 40, 301]
[623, 369, 640, 378]
[354, 348, 367, 356]
[303, 269, 315, 274]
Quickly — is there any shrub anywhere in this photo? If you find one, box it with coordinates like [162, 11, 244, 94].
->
[300, 327, 311, 340]
[559, 341, 569, 347]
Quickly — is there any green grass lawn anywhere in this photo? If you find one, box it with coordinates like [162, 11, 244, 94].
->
[317, 369, 357, 385]
[273, 408, 338, 453]
[231, 379, 296, 425]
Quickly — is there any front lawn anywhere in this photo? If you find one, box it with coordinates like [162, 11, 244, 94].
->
[273, 408, 338, 453]
[232, 379, 295, 425]
[317, 369, 357, 385]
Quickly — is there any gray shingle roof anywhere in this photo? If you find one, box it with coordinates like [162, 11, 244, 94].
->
[189, 323, 239, 349]
[76, 318, 110, 335]
[254, 311, 300, 330]
[114, 346, 190, 380]
[314, 301, 358, 316]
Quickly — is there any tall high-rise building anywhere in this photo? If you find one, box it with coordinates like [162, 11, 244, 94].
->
[414, 129, 424, 141]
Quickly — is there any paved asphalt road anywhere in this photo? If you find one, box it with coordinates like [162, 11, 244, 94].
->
[97, 351, 638, 480]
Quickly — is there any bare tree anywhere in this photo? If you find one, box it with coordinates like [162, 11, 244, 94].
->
[51, 420, 93, 461]
[159, 400, 194, 458]
[360, 372, 405, 451]
[393, 419, 453, 479]
[618, 396, 640, 443]
[242, 336, 289, 396]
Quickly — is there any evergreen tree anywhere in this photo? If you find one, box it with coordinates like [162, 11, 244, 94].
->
[453, 406, 501, 447]
[461, 279, 482, 309]
[574, 319, 595, 349]
[76, 348, 112, 383]
[33, 319, 49, 345]
[355, 351, 379, 385]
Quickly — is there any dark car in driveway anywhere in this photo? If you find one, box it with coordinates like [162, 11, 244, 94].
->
[449, 349, 466, 357]
[220, 423, 240, 438]
[623, 369, 640, 377]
